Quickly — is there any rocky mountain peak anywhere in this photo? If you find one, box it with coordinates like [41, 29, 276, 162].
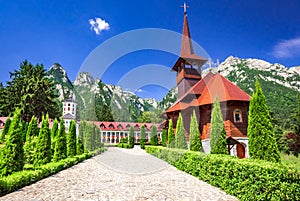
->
[49, 63, 67, 77]
[74, 72, 96, 87]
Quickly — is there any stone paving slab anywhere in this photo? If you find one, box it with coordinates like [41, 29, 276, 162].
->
[0, 147, 238, 201]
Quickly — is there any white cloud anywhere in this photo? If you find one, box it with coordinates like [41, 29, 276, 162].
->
[135, 89, 143, 93]
[272, 37, 300, 59]
[89, 17, 110, 35]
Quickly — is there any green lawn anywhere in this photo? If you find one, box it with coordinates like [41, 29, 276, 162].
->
[281, 153, 300, 172]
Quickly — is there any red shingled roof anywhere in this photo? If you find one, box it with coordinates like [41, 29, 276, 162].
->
[166, 72, 250, 113]
[194, 73, 250, 106]
[166, 102, 189, 113]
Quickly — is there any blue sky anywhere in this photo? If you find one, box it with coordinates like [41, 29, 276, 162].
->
[1, 0, 300, 100]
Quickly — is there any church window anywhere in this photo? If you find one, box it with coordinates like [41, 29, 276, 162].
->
[234, 109, 242, 122]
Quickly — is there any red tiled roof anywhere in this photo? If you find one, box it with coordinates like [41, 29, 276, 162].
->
[0, 117, 9, 123]
[166, 72, 250, 113]
[195, 73, 250, 106]
[165, 102, 189, 113]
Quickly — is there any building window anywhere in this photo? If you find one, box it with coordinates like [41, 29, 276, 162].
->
[234, 109, 242, 122]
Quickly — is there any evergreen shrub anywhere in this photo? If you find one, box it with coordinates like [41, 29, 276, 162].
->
[146, 146, 300, 201]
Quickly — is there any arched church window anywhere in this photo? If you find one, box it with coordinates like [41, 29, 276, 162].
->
[234, 109, 242, 122]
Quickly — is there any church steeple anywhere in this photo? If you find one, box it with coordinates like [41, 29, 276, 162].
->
[172, 3, 207, 99]
[180, 2, 194, 56]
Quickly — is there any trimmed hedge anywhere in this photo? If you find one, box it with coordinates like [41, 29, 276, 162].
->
[117, 143, 132, 149]
[145, 146, 300, 201]
[0, 147, 105, 196]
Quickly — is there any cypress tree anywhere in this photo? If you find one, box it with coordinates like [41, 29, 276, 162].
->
[129, 126, 135, 148]
[248, 80, 281, 162]
[34, 114, 52, 166]
[140, 125, 146, 149]
[53, 120, 67, 161]
[21, 120, 28, 143]
[84, 123, 93, 151]
[50, 118, 58, 155]
[210, 98, 228, 154]
[168, 119, 175, 148]
[24, 116, 39, 164]
[24, 135, 38, 164]
[94, 124, 101, 149]
[76, 137, 84, 154]
[67, 120, 77, 157]
[150, 125, 158, 146]
[161, 129, 167, 147]
[0, 117, 11, 142]
[51, 118, 59, 139]
[78, 121, 86, 143]
[0, 109, 24, 176]
[175, 113, 187, 149]
[26, 116, 39, 138]
[189, 110, 203, 151]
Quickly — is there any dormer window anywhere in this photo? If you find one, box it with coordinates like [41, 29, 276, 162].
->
[109, 124, 114, 129]
[234, 109, 242, 122]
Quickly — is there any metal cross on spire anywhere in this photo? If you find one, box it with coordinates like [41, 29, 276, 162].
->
[181, 2, 189, 14]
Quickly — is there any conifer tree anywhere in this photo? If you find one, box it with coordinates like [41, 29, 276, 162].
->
[24, 135, 38, 164]
[3, 60, 61, 121]
[210, 98, 228, 154]
[175, 113, 187, 149]
[189, 110, 203, 151]
[248, 80, 281, 162]
[24, 116, 39, 164]
[26, 116, 39, 138]
[21, 120, 28, 143]
[129, 126, 135, 148]
[53, 120, 67, 161]
[76, 137, 84, 154]
[168, 119, 175, 148]
[140, 125, 146, 149]
[84, 123, 93, 151]
[150, 125, 158, 146]
[0, 109, 24, 176]
[67, 120, 77, 157]
[50, 118, 58, 155]
[51, 118, 59, 139]
[161, 129, 167, 147]
[0, 117, 11, 142]
[34, 114, 52, 166]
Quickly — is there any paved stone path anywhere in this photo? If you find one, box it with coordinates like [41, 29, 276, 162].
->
[0, 147, 238, 201]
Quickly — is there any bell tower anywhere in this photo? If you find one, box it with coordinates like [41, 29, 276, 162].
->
[172, 2, 207, 99]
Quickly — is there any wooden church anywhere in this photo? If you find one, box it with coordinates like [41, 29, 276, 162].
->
[164, 4, 250, 158]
